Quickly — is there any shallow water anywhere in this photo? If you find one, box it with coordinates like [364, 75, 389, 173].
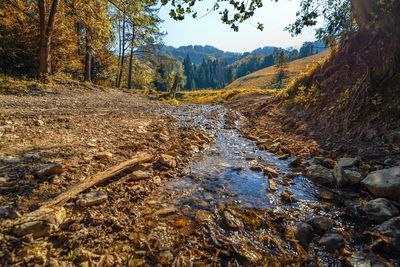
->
[163, 104, 319, 210]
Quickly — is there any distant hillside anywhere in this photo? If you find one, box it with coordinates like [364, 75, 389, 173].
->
[225, 51, 328, 90]
[160, 40, 327, 66]
[160, 45, 243, 65]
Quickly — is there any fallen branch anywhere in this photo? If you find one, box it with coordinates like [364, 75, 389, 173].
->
[42, 151, 153, 208]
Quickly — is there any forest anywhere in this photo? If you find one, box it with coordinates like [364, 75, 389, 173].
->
[1, 0, 400, 266]
[0, 0, 325, 90]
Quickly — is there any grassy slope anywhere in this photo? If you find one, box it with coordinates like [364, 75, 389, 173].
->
[225, 51, 328, 90]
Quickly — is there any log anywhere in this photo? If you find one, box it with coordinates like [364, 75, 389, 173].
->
[42, 151, 153, 208]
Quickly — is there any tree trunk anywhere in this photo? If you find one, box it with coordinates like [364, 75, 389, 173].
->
[84, 39, 92, 82]
[127, 27, 135, 89]
[116, 17, 126, 88]
[115, 19, 122, 87]
[170, 74, 179, 99]
[38, 0, 60, 81]
[350, 0, 378, 28]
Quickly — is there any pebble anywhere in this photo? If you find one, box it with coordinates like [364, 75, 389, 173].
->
[77, 191, 108, 207]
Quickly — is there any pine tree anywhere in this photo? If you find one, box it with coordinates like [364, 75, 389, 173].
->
[274, 51, 289, 89]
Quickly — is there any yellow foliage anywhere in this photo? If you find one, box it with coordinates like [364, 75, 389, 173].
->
[175, 88, 276, 104]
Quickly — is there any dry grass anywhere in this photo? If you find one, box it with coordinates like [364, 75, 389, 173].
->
[172, 88, 276, 104]
[225, 52, 328, 90]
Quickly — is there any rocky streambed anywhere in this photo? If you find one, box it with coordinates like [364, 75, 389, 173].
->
[1, 95, 400, 266]
[129, 104, 400, 266]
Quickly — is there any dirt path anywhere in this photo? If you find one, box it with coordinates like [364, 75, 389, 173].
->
[0, 86, 214, 265]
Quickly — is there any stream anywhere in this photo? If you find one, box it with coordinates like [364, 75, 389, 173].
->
[134, 104, 362, 266]
[165, 104, 318, 209]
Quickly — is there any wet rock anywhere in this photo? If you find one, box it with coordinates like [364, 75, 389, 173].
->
[362, 198, 399, 223]
[280, 189, 297, 203]
[319, 233, 345, 253]
[268, 179, 277, 192]
[195, 210, 215, 224]
[288, 157, 301, 168]
[13, 207, 66, 238]
[93, 152, 113, 161]
[153, 206, 177, 217]
[278, 154, 289, 160]
[306, 164, 334, 185]
[294, 222, 313, 249]
[361, 166, 400, 201]
[231, 236, 263, 264]
[344, 252, 393, 267]
[263, 167, 280, 178]
[334, 157, 360, 186]
[269, 142, 281, 153]
[250, 165, 263, 172]
[223, 210, 244, 230]
[36, 163, 64, 177]
[308, 216, 333, 234]
[77, 191, 108, 207]
[159, 154, 177, 168]
[375, 216, 400, 253]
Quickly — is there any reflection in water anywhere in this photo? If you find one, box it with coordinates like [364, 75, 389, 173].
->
[165, 105, 318, 210]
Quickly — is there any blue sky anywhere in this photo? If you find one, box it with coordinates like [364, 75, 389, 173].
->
[159, 0, 320, 53]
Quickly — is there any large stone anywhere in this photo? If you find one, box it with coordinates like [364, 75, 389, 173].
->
[36, 163, 64, 177]
[13, 207, 66, 238]
[293, 222, 313, 249]
[362, 198, 399, 223]
[375, 216, 400, 253]
[159, 154, 177, 168]
[361, 166, 400, 201]
[306, 164, 335, 185]
[319, 233, 345, 253]
[333, 157, 360, 186]
[307, 216, 333, 234]
[77, 191, 108, 207]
